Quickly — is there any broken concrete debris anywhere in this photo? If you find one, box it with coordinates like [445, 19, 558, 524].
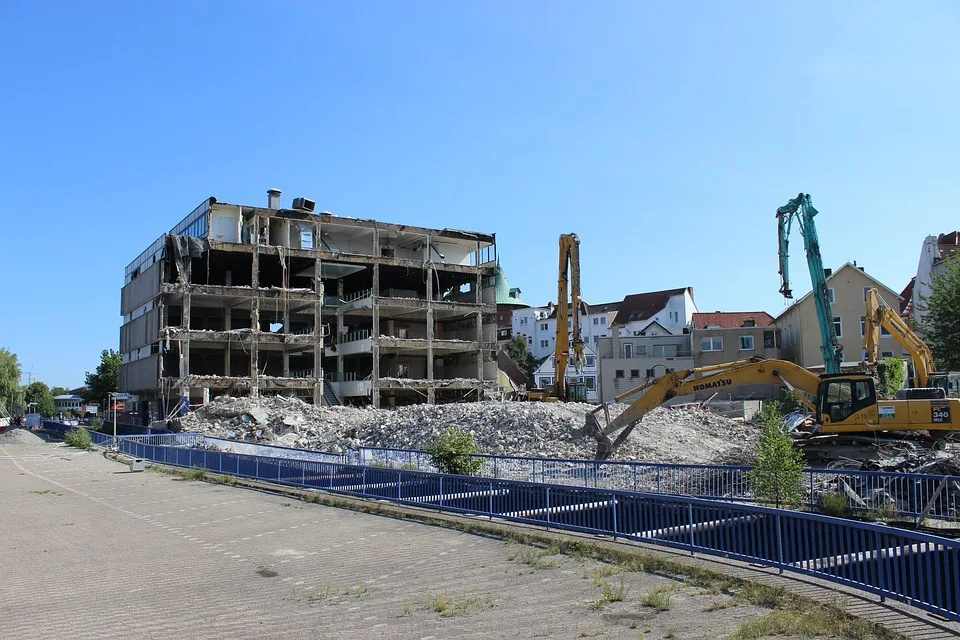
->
[175, 396, 756, 464]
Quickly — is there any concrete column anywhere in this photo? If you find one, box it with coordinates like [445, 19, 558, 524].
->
[426, 263, 434, 404]
[337, 279, 345, 376]
[224, 307, 231, 376]
[371, 242, 380, 408]
[313, 253, 323, 405]
[180, 261, 191, 410]
[251, 216, 260, 398]
[475, 270, 483, 398]
[283, 304, 291, 378]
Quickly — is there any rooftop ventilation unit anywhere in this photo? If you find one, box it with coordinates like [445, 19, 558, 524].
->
[292, 197, 316, 213]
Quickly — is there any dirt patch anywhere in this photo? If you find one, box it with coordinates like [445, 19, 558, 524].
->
[0, 429, 45, 445]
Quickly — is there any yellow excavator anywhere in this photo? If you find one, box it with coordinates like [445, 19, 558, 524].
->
[587, 355, 960, 460]
[863, 287, 960, 398]
[529, 233, 587, 402]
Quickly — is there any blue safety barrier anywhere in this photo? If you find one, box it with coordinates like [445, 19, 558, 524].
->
[355, 446, 960, 523]
[115, 437, 960, 622]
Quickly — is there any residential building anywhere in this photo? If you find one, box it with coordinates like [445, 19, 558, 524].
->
[494, 263, 529, 343]
[908, 231, 960, 328]
[597, 323, 694, 402]
[120, 190, 498, 423]
[611, 287, 697, 337]
[774, 262, 910, 371]
[511, 300, 621, 359]
[531, 345, 601, 403]
[690, 311, 781, 400]
[53, 394, 84, 413]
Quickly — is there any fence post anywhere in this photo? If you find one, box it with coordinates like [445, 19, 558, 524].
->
[256, 457, 260, 480]
[775, 514, 784, 574]
[657, 467, 662, 494]
[584, 463, 589, 487]
[611, 497, 617, 540]
[687, 503, 695, 556]
[301, 465, 306, 487]
[362, 468, 367, 496]
[397, 471, 402, 501]
[219, 452, 223, 473]
[439, 476, 444, 508]
[546, 487, 551, 529]
[875, 531, 886, 602]
[489, 479, 494, 518]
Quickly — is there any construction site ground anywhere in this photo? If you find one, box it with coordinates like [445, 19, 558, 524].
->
[2, 442, 958, 640]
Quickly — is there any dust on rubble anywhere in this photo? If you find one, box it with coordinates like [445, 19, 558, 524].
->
[173, 397, 758, 464]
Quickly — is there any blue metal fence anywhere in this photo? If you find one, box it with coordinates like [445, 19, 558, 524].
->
[114, 437, 960, 622]
[49, 421, 960, 524]
[355, 446, 960, 523]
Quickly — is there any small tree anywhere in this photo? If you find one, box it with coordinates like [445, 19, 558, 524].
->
[427, 427, 483, 476]
[24, 381, 56, 417]
[921, 255, 960, 371]
[84, 349, 121, 403]
[876, 357, 906, 398]
[750, 407, 805, 509]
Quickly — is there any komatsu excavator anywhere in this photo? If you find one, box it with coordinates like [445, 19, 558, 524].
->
[587, 356, 960, 460]
[863, 287, 960, 398]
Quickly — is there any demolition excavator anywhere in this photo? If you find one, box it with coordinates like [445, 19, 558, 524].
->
[587, 355, 960, 460]
[863, 287, 960, 397]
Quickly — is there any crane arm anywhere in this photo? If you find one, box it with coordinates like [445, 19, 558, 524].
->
[587, 357, 820, 459]
[865, 288, 934, 388]
[776, 193, 842, 374]
[554, 233, 584, 400]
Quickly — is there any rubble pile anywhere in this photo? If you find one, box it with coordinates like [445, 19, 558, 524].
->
[176, 397, 756, 464]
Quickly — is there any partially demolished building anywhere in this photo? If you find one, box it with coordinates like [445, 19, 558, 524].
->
[120, 190, 498, 423]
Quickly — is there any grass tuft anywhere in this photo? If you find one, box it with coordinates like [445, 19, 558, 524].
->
[821, 492, 849, 517]
[640, 586, 674, 611]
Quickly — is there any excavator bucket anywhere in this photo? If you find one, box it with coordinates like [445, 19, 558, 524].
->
[585, 404, 616, 459]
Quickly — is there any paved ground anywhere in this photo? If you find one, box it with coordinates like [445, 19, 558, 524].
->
[1, 442, 957, 640]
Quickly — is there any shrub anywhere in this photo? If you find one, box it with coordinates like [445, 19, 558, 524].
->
[426, 427, 483, 476]
[820, 492, 848, 517]
[877, 357, 906, 398]
[64, 428, 93, 450]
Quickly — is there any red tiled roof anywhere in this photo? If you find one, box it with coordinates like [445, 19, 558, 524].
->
[691, 311, 774, 329]
[611, 288, 690, 326]
[899, 277, 915, 315]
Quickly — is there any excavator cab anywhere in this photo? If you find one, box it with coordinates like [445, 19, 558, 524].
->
[815, 375, 877, 425]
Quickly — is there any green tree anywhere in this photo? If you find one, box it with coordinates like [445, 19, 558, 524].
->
[24, 381, 56, 417]
[504, 335, 535, 379]
[876, 357, 906, 398]
[84, 349, 121, 403]
[921, 255, 960, 371]
[50, 386, 69, 398]
[426, 427, 484, 476]
[0, 347, 21, 409]
[749, 407, 806, 509]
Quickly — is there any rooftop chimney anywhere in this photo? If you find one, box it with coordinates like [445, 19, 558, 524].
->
[824, 268, 832, 278]
[267, 188, 282, 209]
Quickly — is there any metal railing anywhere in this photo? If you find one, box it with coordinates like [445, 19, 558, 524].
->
[113, 437, 960, 622]
[354, 447, 960, 523]
[342, 289, 372, 303]
[339, 329, 371, 344]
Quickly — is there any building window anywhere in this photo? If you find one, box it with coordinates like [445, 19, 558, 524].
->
[739, 335, 755, 351]
[653, 344, 678, 357]
[827, 288, 835, 304]
[881, 351, 894, 358]
[630, 369, 640, 378]
[540, 340, 549, 348]
[593, 317, 599, 325]
[593, 335, 599, 344]
[860, 315, 866, 337]
[527, 337, 533, 346]
[864, 286, 872, 301]
[700, 337, 723, 352]
[833, 316, 842, 338]
[881, 326, 891, 337]
[636, 345, 646, 356]
[623, 344, 633, 358]
[585, 376, 596, 390]
[585, 356, 595, 367]
[763, 330, 779, 348]
[539, 377, 551, 387]
[742, 319, 756, 327]
[615, 369, 624, 379]
[600, 317, 607, 325]
[646, 368, 655, 377]
[540, 322, 548, 331]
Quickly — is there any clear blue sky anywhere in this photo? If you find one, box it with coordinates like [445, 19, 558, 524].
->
[2, 1, 958, 388]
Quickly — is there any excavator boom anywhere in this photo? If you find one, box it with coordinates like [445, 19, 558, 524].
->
[776, 193, 842, 374]
[554, 233, 585, 401]
[864, 287, 934, 389]
[588, 357, 820, 459]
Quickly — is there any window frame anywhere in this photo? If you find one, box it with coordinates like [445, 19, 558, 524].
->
[738, 335, 755, 351]
[833, 316, 843, 338]
[700, 336, 723, 352]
